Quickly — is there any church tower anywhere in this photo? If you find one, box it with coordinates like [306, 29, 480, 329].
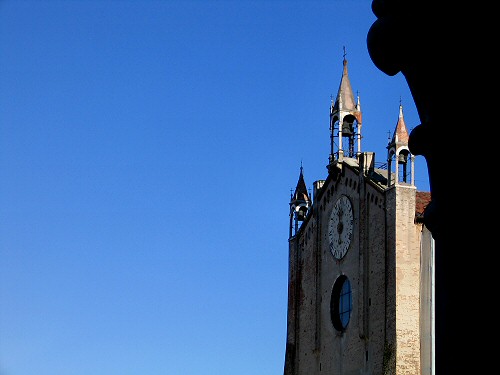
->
[284, 55, 433, 375]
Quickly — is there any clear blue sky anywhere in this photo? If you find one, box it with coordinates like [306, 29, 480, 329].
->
[0, 1, 429, 374]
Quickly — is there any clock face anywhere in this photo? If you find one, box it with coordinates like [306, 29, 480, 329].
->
[328, 195, 354, 259]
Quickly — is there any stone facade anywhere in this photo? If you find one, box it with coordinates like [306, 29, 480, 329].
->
[286, 159, 432, 375]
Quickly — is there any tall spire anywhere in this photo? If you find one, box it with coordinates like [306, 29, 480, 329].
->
[332, 48, 357, 114]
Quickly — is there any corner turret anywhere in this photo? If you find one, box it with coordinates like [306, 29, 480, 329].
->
[289, 165, 311, 238]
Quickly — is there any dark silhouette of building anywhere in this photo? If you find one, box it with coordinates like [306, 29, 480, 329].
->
[367, 1, 486, 373]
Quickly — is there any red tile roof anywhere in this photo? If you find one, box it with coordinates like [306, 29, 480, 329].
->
[415, 191, 431, 222]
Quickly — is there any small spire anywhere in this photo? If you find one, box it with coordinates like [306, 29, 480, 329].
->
[392, 102, 409, 145]
[291, 163, 310, 203]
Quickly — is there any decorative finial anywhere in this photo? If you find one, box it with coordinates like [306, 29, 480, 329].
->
[343, 46, 346, 60]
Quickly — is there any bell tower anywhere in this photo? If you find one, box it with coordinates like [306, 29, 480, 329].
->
[289, 164, 311, 238]
[387, 102, 414, 186]
[329, 48, 362, 164]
